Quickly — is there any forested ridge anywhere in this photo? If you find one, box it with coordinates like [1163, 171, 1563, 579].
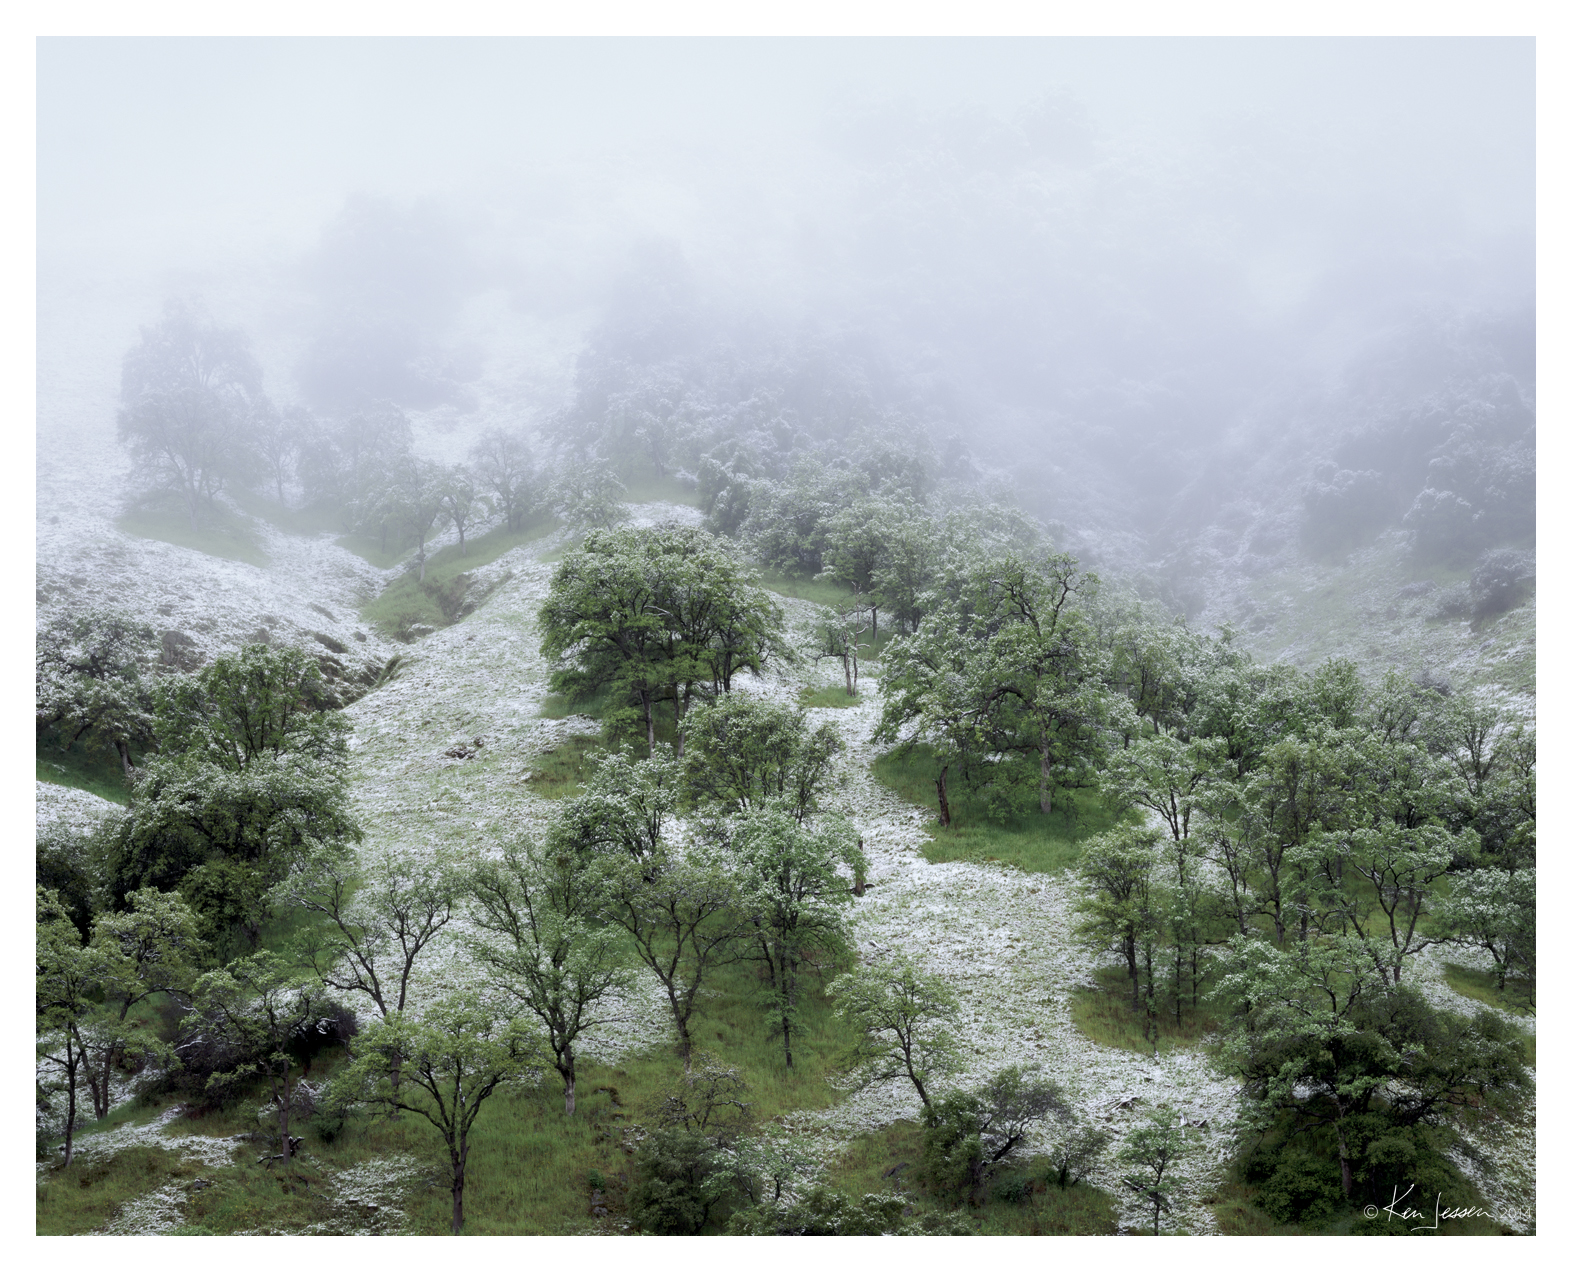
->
[36, 283, 1535, 1236]
[37, 47, 1533, 1236]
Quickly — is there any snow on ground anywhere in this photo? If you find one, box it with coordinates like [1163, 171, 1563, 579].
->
[64, 1103, 247, 1174]
[60, 1102, 431, 1234]
[335, 549, 1248, 1232]
[35, 457, 1536, 1232]
[36, 782, 122, 832]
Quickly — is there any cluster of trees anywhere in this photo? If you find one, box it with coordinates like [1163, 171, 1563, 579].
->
[37, 667, 868, 1231]
[40, 640, 364, 956]
[115, 302, 274, 531]
[116, 302, 632, 561]
[1301, 341, 1535, 568]
[544, 241, 1534, 639]
[36, 610, 159, 779]
[620, 954, 1114, 1233]
[38, 640, 377, 1175]
[1066, 642, 1535, 1220]
[487, 697, 858, 1086]
[824, 954, 1143, 1223]
[539, 526, 795, 754]
[878, 551, 1118, 824]
[313, 704, 860, 1232]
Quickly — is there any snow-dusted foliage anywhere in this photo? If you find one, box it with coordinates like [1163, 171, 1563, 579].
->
[37, 391, 1533, 1233]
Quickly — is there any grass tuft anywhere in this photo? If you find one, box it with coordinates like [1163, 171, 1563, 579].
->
[827, 1120, 1119, 1234]
[360, 517, 557, 639]
[798, 685, 862, 709]
[117, 498, 268, 567]
[753, 568, 856, 607]
[871, 744, 1127, 874]
[36, 731, 129, 804]
[1069, 966, 1220, 1056]
[525, 735, 604, 799]
[618, 467, 703, 508]
[1442, 962, 1535, 1019]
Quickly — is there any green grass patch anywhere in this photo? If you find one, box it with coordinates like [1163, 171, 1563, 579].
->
[1069, 966, 1221, 1056]
[37, 1141, 213, 1235]
[753, 568, 856, 607]
[1443, 962, 1536, 1024]
[43, 955, 871, 1235]
[798, 685, 863, 709]
[230, 489, 347, 539]
[360, 517, 558, 640]
[871, 744, 1128, 874]
[35, 731, 129, 804]
[537, 684, 622, 722]
[525, 735, 604, 799]
[117, 499, 269, 568]
[619, 466, 703, 508]
[335, 533, 413, 570]
[827, 1120, 1118, 1234]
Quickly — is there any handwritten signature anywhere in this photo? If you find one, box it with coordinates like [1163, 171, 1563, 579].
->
[1363, 1184, 1493, 1230]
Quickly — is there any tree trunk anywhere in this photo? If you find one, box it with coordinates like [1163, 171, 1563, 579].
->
[417, 541, 428, 582]
[667, 986, 694, 1072]
[389, 1051, 404, 1116]
[279, 1067, 292, 1163]
[643, 690, 656, 758]
[564, 1045, 576, 1115]
[1144, 943, 1157, 1048]
[115, 738, 134, 780]
[1335, 1116, 1353, 1199]
[458, 523, 466, 554]
[1039, 741, 1053, 816]
[451, 1147, 466, 1234]
[842, 652, 854, 696]
[86, 1040, 112, 1120]
[935, 764, 951, 829]
[1125, 936, 1141, 1011]
[61, 1042, 79, 1169]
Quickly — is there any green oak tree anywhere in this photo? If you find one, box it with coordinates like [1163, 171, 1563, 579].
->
[829, 956, 961, 1107]
[340, 992, 543, 1233]
[192, 950, 321, 1167]
[726, 806, 865, 1067]
[466, 837, 632, 1113]
[682, 695, 843, 821]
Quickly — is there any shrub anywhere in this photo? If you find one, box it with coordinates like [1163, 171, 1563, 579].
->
[727, 1185, 971, 1235]
[626, 1127, 732, 1235]
[991, 1172, 1036, 1205]
[1046, 1121, 1112, 1189]
[921, 1092, 986, 1206]
[1255, 1150, 1344, 1224]
[920, 1066, 1071, 1207]
[1469, 549, 1534, 616]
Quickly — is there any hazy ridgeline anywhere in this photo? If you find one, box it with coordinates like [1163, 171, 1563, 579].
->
[35, 40, 1536, 1238]
[39, 39, 1533, 617]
